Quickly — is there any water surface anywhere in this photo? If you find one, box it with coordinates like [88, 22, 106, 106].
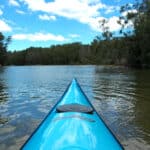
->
[0, 66, 150, 150]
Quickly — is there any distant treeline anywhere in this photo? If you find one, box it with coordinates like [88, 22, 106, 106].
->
[5, 39, 129, 66]
[1, 0, 150, 68]
[6, 43, 90, 65]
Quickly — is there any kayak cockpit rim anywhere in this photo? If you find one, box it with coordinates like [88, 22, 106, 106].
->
[56, 103, 94, 114]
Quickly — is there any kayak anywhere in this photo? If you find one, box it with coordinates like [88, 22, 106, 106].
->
[21, 79, 124, 150]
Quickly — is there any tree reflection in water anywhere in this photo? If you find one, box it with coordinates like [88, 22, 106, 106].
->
[0, 67, 9, 125]
[93, 66, 150, 149]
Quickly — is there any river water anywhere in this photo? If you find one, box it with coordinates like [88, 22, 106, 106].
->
[0, 66, 150, 150]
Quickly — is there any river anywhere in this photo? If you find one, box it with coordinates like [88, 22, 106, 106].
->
[0, 66, 150, 150]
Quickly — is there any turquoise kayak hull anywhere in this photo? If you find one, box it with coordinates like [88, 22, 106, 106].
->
[21, 79, 124, 150]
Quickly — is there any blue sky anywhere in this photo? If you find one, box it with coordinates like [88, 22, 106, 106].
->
[0, 0, 136, 51]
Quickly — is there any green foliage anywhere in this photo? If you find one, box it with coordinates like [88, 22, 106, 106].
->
[90, 37, 129, 65]
[99, 19, 113, 41]
[6, 43, 89, 65]
[90, 0, 150, 68]
[0, 32, 11, 65]
[118, 0, 150, 68]
[3, 1, 150, 68]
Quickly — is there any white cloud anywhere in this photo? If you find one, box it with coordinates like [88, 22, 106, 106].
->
[0, 20, 12, 32]
[16, 10, 25, 14]
[20, 0, 107, 31]
[9, 0, 20, 7]
[39, 14, 56, 21]
[104, 6, 120, 14]
[20, 0, 126, 32]
[105, 8, 114, 14]
[12, 32, 67, 41]
[69, 34, 80, 38]
[105, 16, 122, 32]
[0, 9, 3, 15]
[98, 16, 134, 32]
[122, 9, 137, 17]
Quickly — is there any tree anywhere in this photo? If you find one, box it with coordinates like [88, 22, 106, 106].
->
[99, 19, 113, 41]
[0, 32, 11, 65]
[118, 0, 150, 68]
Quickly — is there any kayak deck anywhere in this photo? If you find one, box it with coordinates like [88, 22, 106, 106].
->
[21, 79, 124, 150]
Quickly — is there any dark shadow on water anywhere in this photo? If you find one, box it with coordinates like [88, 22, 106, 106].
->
[0, 82, 8, 104]
[0, 67, 9, 125]
[132, 70, 150, 143]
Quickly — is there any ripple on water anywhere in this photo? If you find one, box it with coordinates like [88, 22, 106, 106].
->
[0, 66, 150, 150]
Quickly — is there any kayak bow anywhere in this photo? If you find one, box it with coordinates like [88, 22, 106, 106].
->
[21, 79, 124, 150]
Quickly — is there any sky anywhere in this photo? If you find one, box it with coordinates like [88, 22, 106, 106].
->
[0, 0, 136, 51]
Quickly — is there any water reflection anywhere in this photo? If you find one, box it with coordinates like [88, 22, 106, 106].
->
[132, 70, 150, 144]
[0, 66, 94, 150]
[0, 88, 8, 105]
[0, 68, 9, 125]
[0, 66, 149, 150]
[93, 66, 150, 149]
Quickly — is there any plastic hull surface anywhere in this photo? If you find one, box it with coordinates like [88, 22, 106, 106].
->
[22, 79, 124, 150]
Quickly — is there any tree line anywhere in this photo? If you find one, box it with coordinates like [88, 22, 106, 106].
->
[0, 0, 150, 68]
